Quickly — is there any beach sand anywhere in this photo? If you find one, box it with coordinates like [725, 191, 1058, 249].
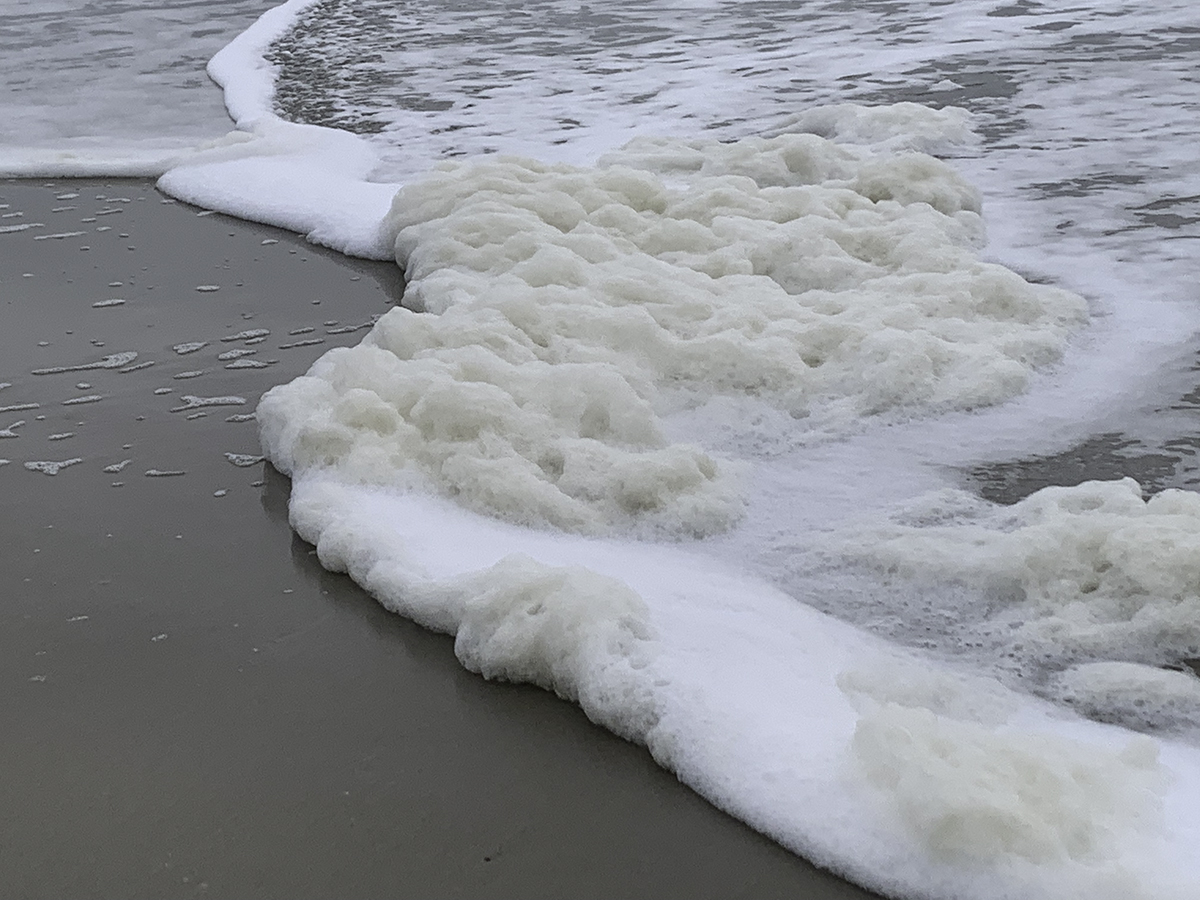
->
[1, 178, 881, 899]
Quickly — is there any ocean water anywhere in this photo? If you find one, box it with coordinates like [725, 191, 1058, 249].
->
[3, 1, 1200, 898]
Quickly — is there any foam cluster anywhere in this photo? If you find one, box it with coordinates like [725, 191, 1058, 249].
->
[856, 479, 1200, 733]
[852, 701, 1164, 867]
[258, 127, 1086, 535]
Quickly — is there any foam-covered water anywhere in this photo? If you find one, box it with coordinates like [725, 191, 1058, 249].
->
[4, 1, 1200, 897]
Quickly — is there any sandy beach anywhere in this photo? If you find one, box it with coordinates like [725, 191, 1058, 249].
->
[1, 178, 881, 899]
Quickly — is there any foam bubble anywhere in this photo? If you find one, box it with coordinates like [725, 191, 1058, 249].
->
[24, 458, 83, 475]
[224, 452, 264, 467]
[32, 351, 137, 375]
[171, 395, 247, 412]
[221, 328, 270, 342]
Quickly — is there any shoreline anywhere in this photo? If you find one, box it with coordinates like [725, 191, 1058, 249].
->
[1, 178, 881, 899]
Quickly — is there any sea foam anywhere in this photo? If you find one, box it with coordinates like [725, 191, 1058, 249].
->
[259, 121, 1085, 537]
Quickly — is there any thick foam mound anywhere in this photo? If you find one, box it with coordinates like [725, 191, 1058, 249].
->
[844, 478, 1200, 734]
[258, 126, 1085, 536]
[852, 702, 1163, 866]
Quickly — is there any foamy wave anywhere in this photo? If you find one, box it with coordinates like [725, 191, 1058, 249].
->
[259, 118, 1084, 536]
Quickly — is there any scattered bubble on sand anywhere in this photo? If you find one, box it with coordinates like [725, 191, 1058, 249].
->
[96, 226, 111, 232]
[0, 459, 9, 467]
[225, 359, 272, 369]
[33, 351, 137, 375]
[95, 208, 124, 217]
[243, 336, 266, 346]
[29, 675, 47, 683]
[151, 633, 167, 642]
[48, 433, 74, 441]
[288, 326, 315, 336]
[25, 458, 82, 475]
[261, 239, 278, 245]
[0, 223, 43, 234]
[325, 322, 370, 335]
[0, 420, 24, 438]
[278, 338, 324, 350]
[111, 481, 123, 487]
[80, 217, 97, 223]
[55, 193, 79, 200]
[62, 395, 103, 406]
[33, 231, 86, 241]
[103, 460, 132, 473]
[224, 453, 264, 468]
[91, 299, 125, 308]
[213, 489, 228, 497]
[0, 383, 10, 391]
[195, 285, 220, 292]
[173, 371, 206, 380]
[67, 615, 89, 622]
[220, 328, 269, 342]
[75, 382, 90, 390]
[108, 282, 122, 287]
[185, 412, 207, 420]
[171, 395, 246, 413]
[0, 403, 39, 413]
[51, 206, 77, 212]
[172, 342, 208, 355]
[153, 387, 173, 395]
[119, 361, 154, 374]
[250, 480, 264, 487]
[225, 413, 256, 423]
[145, 469, 185, 477]
[196, 210, 216, 217]
[217, 348, 256, 361]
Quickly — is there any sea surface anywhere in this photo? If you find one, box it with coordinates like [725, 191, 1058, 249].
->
[3, 2, 1200, 898]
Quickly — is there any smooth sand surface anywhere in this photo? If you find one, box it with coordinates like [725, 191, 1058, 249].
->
[1, 179, 882, 900]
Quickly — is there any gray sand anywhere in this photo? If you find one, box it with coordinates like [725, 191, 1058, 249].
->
[0, 179, 881, 899]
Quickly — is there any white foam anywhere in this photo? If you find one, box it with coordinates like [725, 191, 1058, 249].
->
[260, 127, 1084, 537]
[24, 458, 83, 475]
[825, 479, 1200, 735]
[279, 473, 1200, 900]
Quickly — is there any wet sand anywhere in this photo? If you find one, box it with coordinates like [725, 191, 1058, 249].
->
[0, 179, 881, 899]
